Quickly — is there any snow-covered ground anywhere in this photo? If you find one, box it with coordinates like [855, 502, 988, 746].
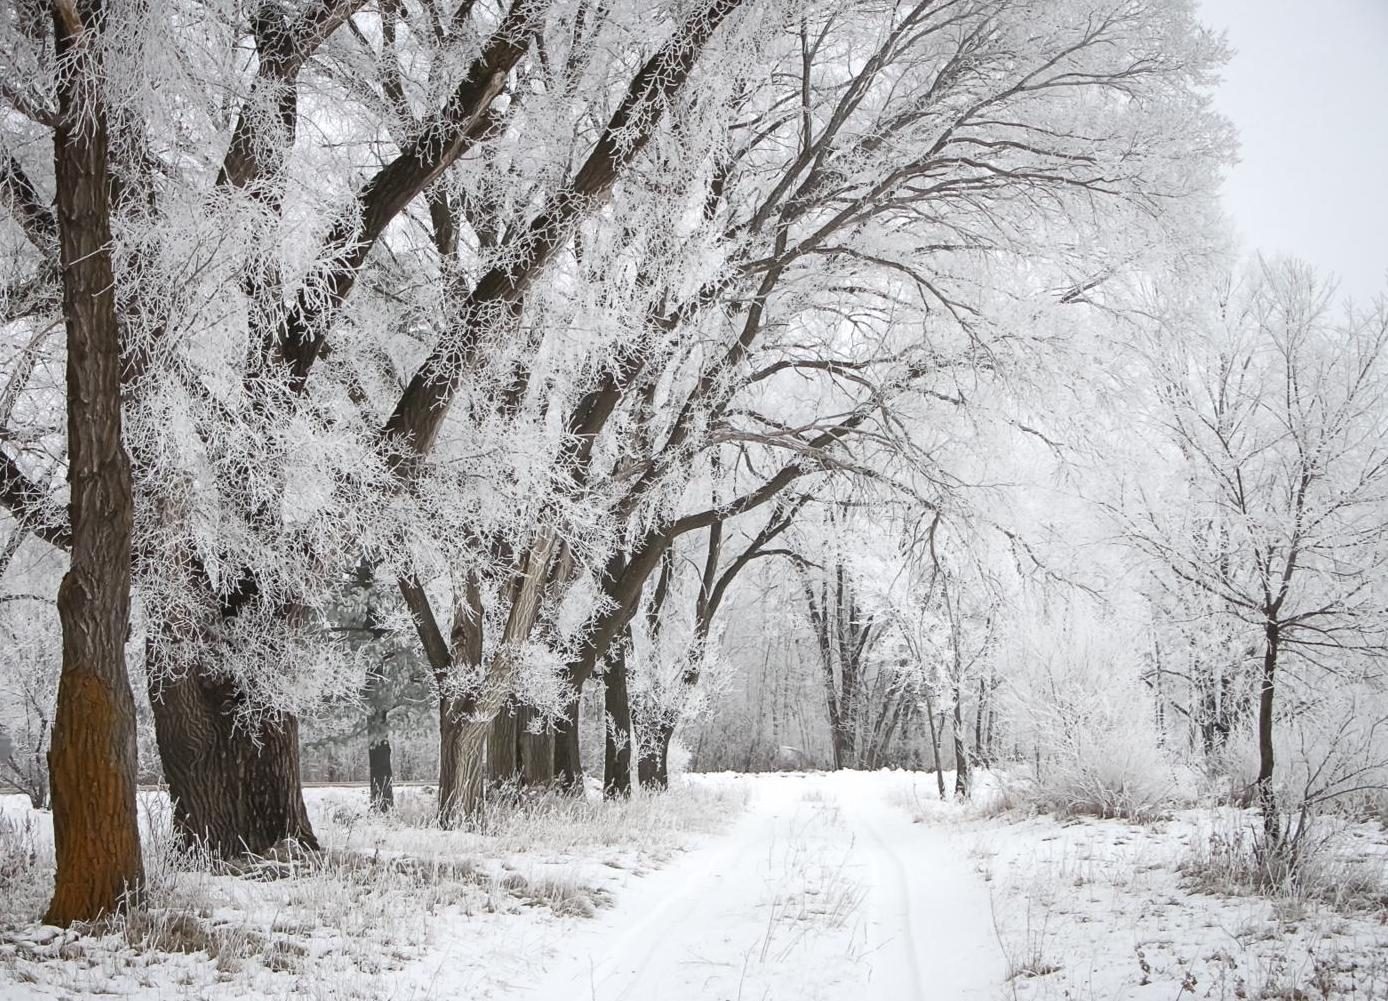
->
[970, 806, 1388, 1000]
[2, 773, 1386, 1000]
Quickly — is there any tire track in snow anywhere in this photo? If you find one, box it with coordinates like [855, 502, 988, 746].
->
[839, 778, 1004, 1000]
[521, 774, 1002, 1001]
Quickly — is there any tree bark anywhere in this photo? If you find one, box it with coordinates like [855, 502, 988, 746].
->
[438, 574, 484, 823]
[1257, 619, 1280, 845]
[486, 696, 519, 786]
[640, 720, 674, 790]
[438, 698, 487, 825]
[974, 676, 988, 766]
[44, 0, 145, 925]
[363, 651, 393, 811]
[922, 687, 946, 799]
[952, 681, 971, 799]
[367, 707, 393, 812]
[553, 691, 583, 791]
[148, 665, 318, 856]
[518, 704, 555, 787]
[603, 638, 633, 798]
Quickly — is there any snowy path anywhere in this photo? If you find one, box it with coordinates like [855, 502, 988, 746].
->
[524, 772, 1004, 1001]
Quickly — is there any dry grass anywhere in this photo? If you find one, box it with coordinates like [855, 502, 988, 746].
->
[0, 778, 745, 999]
[1180, 814, 1388, 914]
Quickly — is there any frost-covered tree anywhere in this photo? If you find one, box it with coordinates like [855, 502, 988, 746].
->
[0, 0, 1231, 857]
[1128, 261, 1388, 843]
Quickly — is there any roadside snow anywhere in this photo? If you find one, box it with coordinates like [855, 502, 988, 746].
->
[965, 806, 1388, 1000]
[1, 773, 1008, 1000]
[6, 773, 1384, 1000]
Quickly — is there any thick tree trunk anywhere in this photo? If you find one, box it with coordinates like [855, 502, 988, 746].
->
[1257, 620, 1280, 846]
[519, 704, 555, 787]
[367, 707, 393, 812]
[148, 667, 317, 856]
[553, 692, 583, 791]
[637, 742, 661, 788]
[436, 574, 485, 820]
[640, 721, 674, 790]
[44, 2, 145, 924]
[603, 642, 633, 798]
[486, 697, 519, 786]
[438, 697, 486, 826]
[364, 655, 393, 812]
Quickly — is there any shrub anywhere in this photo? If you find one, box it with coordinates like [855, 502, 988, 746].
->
[1181, 810, 1388, 912]
[0, 810, 49, 925]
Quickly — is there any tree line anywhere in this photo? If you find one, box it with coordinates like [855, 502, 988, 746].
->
[1, 0, 1228, 924]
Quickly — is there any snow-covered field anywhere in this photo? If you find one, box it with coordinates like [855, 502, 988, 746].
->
[972, 808, 1388, 1000]
[2, 773, 1386, 1000]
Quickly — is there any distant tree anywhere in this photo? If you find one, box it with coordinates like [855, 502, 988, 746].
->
[1129, 261, 1388, 844]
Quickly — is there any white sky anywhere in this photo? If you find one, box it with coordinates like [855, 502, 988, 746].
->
[1198, 0, 1388, 303]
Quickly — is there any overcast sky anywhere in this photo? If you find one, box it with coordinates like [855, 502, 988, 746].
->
[1198, 0, 1388, 303]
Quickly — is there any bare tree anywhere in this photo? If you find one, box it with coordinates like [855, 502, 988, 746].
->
[1128, 261, 1388, 844]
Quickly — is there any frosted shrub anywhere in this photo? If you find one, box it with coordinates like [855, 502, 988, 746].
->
[1030, 722, 1188, 823]
[0, 812, 49, 924]
[1181, 810, 1388, 910]
[1002, 628, 1196, 822]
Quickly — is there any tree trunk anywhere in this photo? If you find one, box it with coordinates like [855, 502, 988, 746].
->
[148, 667, 318, 856]
[367, 707, 393, 812]
[486, 697, 519, 786]
[519, 704, 555, 787]
[1257, 619, 1280, 846]
[922, 687, 946, 799]
[637, 738, 662, 788]
[643, 721, 674, 790]
[984, 702, 996, 768]
[974, 676, 988, 766]
[953, 682, 971, 799]
[44, 2, 145, 924]
[364, 655, 393, 812]
[603, 641, 633, 798]
[437, 574, 484, 820]
[553, 692, 583, 791]
[438, 697, 486, 826]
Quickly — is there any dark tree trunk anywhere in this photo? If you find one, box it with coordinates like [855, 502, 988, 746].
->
[642, 721, 674, 790]
[367, 707, 393, 812]
[637, 738, 662, 788]
[486, 697, 519, 786]
[45, 3, 145, 922]
[148, 666, 318, 856]
[603, 639, 633, 798]
[953, 682, 971, 799]
[363, 653, 393, 812]
[1257, 620, 1280, 845]
[922, 688, 946, 799]
[519, 704, 555, 787]
[974, 676, 988, 766]
[553, 692, 583, 791]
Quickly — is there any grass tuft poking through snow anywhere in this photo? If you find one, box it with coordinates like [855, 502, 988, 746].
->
[1179, 811, 1388, 915]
